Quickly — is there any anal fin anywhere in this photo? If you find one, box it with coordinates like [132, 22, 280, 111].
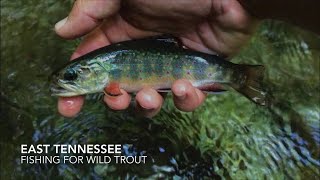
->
[157, 83, 226, 94]
[198, 83, 226, 94]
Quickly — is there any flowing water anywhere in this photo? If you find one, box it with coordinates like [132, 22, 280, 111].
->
[1, 1, 319, 179]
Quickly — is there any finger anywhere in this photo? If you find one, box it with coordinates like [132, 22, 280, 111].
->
[104, 89, 131, 110]
[99, 15, 160, 43]
[71, 26, 111, 60]
[180, 34, 219, 55]
[55, 0, 120, 39]
[135, 88, 164, 118]
[172, 79, 206, 112]
[58, 96, 84, 117]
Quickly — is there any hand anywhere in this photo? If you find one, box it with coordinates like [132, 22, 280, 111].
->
[55, 0, 258, 118]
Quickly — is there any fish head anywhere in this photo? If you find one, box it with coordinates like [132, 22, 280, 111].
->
[50, 60, 111, 97]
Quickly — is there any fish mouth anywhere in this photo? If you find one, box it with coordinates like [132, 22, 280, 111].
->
[50, 82, 80, 97]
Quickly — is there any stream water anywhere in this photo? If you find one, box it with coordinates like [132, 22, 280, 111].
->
[1, 1, 319, 179]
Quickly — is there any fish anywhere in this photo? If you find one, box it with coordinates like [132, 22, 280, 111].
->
[50, 36, 266, 105]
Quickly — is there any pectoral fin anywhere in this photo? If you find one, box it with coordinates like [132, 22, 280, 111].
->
[157, 88, 171, 93]
[104, 82, 122, 96]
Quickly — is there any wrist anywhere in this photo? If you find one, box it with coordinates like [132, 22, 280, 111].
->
[237, 0, 283, 20]
[238, 0, 320, 34]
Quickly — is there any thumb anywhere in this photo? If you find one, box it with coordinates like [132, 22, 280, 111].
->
[55, 0, 120, 39]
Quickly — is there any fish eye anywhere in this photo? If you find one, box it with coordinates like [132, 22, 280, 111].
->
[63, 69, 78, 81]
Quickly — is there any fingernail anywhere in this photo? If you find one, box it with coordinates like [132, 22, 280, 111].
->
[140, 93, 154, 110]
[55, 16, 68, 30]
[175, 84, 186, 100]
[65, 100, 74, 107]
[143, 93, 152, 102]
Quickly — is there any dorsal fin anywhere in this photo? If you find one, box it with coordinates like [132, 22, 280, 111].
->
[113, 35, 184, 51]
[65, 35, 184, 64]
[147, 35, 182, 47]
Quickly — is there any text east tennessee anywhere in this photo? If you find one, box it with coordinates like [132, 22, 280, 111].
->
[21, 144, 122, 154]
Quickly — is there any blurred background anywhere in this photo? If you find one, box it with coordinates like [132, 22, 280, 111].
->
[1, 0, 319, 179]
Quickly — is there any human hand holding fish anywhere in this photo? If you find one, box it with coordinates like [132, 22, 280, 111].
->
[54, 0, 259, 117]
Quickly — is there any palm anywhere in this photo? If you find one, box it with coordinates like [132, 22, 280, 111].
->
[73, 0, 256, 59]
[56, 0, 257, 117]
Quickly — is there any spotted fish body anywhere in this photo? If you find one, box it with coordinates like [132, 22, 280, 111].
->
[108, 47, 233, 92]
[51, 36, 266, 105]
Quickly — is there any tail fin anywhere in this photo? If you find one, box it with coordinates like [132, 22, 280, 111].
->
[231, 65, 266, 106]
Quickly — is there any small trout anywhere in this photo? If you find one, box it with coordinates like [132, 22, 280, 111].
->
[51, 36, 266, 105]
